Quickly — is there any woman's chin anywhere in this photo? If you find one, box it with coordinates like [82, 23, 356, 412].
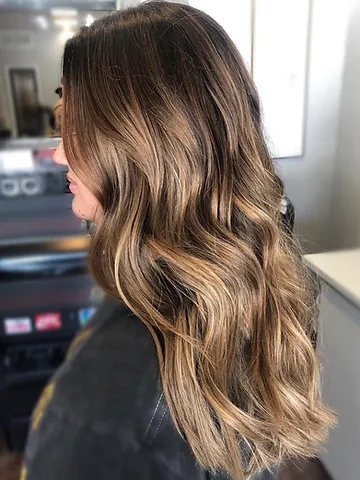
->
[71, 195, 102, 224]
[72, 197, 88, 221]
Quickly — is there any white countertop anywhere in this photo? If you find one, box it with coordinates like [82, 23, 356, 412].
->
[305, 249, 360, 309]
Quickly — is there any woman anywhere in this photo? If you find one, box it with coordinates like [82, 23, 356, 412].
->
[22, 2, 334, 479]
[52, 81, 63, 137]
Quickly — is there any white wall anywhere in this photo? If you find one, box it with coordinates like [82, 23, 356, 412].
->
[278, 0, 356, 253]
[329, 2, 360, 250]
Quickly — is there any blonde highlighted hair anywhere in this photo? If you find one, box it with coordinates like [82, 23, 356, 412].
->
[62, 2, 334, 478]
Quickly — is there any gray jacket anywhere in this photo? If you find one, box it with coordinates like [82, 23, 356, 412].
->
[23, 297, 276, 480]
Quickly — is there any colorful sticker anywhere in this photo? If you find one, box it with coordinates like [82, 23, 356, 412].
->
[4, 317, 32, 335]
[78, 307, 95, 327]
[35, 312, 62, 331]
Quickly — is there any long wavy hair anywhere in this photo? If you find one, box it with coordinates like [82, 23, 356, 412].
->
[62, 2, 334, 478]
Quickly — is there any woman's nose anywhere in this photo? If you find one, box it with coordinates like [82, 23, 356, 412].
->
[53, 140, 68, 166]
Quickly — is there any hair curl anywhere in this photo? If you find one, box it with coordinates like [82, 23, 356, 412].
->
[62, 2, 335, 478]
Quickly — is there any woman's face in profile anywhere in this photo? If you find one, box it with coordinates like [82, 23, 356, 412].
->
[54, 140, 102, 223]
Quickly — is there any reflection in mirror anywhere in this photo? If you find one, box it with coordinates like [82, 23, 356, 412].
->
[9, 68, 42, 137]
[0, 7, 111, 139]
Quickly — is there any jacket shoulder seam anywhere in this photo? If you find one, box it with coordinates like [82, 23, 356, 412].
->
[143, 392, 164, 439]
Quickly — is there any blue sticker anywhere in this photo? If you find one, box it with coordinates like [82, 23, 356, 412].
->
[78, 307, 96, 327]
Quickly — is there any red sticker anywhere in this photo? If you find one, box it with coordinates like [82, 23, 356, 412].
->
[35, 312, 62, 331]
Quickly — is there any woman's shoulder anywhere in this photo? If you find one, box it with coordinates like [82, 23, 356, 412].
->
[24, 298, 209, 480]
[44, 297, 163, 438]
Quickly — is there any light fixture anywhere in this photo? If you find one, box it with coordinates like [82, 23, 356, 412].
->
[54, 19, 78, 28]
[34, 15, 49, 30]
[50, 8, 78, 17]
[85, 14, 95, 27]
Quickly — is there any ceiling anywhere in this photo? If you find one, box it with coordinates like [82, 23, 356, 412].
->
[0, 10, 108, 31]
[0, 0, 116, 11]
[0, 0, 190, 11]
[0, 0, 191, 32]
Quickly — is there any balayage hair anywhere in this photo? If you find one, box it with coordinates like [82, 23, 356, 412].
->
[62, 2, 334, 478]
